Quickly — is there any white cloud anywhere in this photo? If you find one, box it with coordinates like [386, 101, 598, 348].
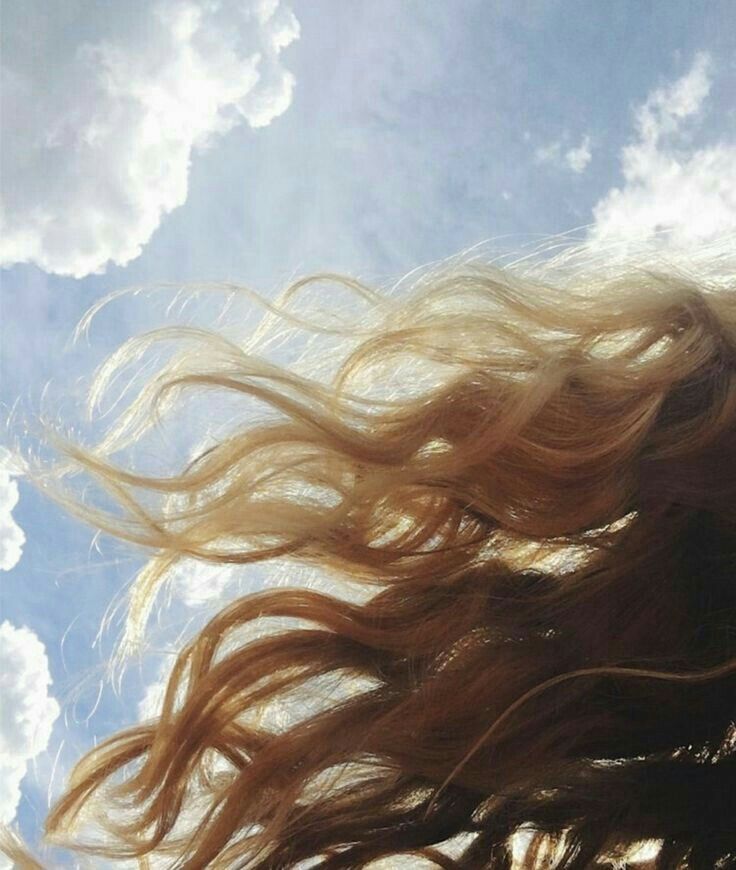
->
[565, 135, 592, 173]
[0, 621, 60, 824]
[589, 52, 736, 248]
[138, 657, 176, 721]
[534, 133, 592, 174]
[137, 559, 242, 719]
[0, 0, 299, 278]
[172, 559, 241, 608]
[0, 448, 25, 573]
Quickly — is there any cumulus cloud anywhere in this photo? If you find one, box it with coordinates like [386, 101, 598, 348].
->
[0, 448, 25, 573]
[0, 621, 60, 824]
[0, 0, 299, 278]
[589, 52, 736, 248]
[534, 133, 593, 174]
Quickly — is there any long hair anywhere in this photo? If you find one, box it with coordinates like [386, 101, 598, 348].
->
[20, 241, 736, 867]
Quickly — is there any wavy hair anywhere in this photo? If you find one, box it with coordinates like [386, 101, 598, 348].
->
[21, 241, 736, 867]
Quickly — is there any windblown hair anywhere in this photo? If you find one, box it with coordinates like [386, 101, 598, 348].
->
[26, 242, 736, 867]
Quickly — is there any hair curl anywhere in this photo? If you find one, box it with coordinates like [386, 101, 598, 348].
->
[20, 242, 736, 867]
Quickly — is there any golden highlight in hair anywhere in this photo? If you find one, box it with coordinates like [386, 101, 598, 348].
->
[13, 240, 736, 867]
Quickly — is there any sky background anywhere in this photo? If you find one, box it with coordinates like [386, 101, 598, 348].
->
[1, 1, 736, 865]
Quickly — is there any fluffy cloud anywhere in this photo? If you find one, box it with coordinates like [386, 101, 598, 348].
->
[0, 448, 25, 572]
[0, 0, 299, 278]
[534, 133, 592, 174]
[0, 621, 60, 824]
[589, 52, 736, 248]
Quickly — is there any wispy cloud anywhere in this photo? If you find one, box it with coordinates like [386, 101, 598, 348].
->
[589, 52, 736, 247]
[0, 0, 299, 279]
[534, 133, 593, 174]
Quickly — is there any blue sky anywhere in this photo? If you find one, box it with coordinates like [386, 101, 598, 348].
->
[1, 1, 735, 864]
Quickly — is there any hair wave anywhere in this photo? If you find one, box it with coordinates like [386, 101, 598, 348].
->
[24, 242, 736, 867]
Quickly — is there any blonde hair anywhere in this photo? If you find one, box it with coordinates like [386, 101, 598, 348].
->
[20, 240, 736, 866]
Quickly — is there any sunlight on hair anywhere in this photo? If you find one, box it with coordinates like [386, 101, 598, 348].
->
[623, 839, 665, 865]
[8, 233, 736, 868]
